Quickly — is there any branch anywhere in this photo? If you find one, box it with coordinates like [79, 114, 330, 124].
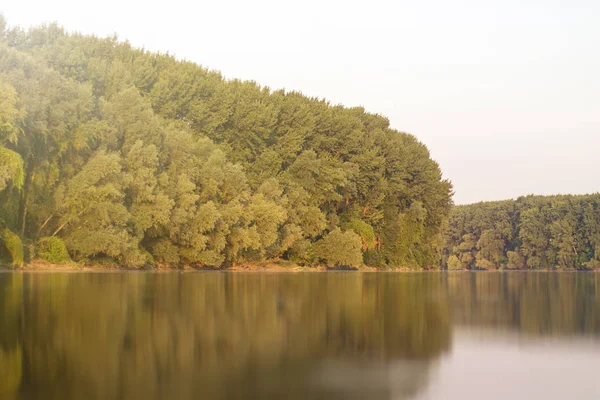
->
[52, 207, 88, 237]
[35, 215, 54, 241]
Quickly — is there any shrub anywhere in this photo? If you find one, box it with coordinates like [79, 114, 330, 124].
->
[151, 239, 180, 265]
[36, 237, 72, 264]
[0, 228, 24, 268]
[342, 218, 376, 250]
[0, 147, 24, 191]
[123, 247, 154, 268]
[584, 259, 600, 270]
[315, 228, 363, 268]
[506, 250, 526, 269]
[288, 239, 316, 266]
[447, 255, 464, 270]
[364, 248, 389, 268]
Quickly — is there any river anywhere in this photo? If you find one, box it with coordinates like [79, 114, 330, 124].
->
[0, 271, 599, 399]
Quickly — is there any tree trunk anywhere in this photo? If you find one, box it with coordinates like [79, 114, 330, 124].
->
[18, 157, 34, 238]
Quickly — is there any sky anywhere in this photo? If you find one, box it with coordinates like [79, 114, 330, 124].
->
[2, 0, 599, 204]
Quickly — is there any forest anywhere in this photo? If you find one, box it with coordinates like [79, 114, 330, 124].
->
[442, 194, 600, 270]
[2, 18, 599, 271]
[0, 17, 453, 269]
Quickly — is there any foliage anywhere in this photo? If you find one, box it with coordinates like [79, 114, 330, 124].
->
[446, 255, 464, 270]
[0, 147, 23, 191]
[441, 194, 600, 270]
[0, 79, 24, 145]
[0, 19, 453, 269]
[0, 228, 23, 267]
[342, 218, 376, 250]
[315, 228, 363, 268]
[36, 236, 71, 264]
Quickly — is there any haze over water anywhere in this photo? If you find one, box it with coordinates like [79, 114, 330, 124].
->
[1, 271, 599, 399]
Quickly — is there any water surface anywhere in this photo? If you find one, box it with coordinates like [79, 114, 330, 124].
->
[0, 271, 599, 399]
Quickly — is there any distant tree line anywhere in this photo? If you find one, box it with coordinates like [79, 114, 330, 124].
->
[0, 18, 452, 269]
[442, 194, 600, 270]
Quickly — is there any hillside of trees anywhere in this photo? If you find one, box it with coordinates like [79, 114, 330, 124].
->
[0, 17, 452, 269]
[441, 194, 600, 270]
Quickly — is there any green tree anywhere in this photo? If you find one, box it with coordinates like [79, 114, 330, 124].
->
[442, 195, 600, 270]
[475, 229, 505, 269]
[0, 19, 453, 269]
[447, 255, 464, 270]
[36, 236, 71, 264]
[0, 228, 23, 267]
[315, 228, 363, 268]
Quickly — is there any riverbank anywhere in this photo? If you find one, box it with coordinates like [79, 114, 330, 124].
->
[1, 261, 593, 272]
[0, 259, 386, 272]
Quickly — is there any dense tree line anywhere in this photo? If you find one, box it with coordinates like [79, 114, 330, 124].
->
[0, 18, 452, 269]
[442, 194, 600, 270]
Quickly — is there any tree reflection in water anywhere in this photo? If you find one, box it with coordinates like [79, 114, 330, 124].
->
[0, 273, 450, 399]
[1, 272, 599, 399]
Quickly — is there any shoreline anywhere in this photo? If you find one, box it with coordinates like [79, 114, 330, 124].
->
[0, 260, 595, 272]
[0, 260, 383, 272]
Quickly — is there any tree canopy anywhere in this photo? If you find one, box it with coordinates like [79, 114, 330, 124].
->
[441, 194, 600, 270]
[0, 17, 452, 269]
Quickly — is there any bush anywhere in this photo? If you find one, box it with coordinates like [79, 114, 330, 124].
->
[363, 248, 385, 268]
[123, 247, 154, 268]
[341, 218, 376, 250]
[584, 259, 600, 270]
[315, 228, 363, 268]
[151, 239, 180, 265]
[288, 239, 317, 266]
[447, 255, 464, 270]
[0, 147, 24, 191]
[506, 250, 525, 269]
[0, 228, 24, 268]
[36, 237, 72, 264]
[87, 255, 119, 268]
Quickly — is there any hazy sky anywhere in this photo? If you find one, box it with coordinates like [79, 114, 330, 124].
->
[2, 0, 599, 204]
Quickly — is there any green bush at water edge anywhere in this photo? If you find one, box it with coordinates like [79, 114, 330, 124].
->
[315, 228, 363, 268]
[0, 228, 24, 268]
[36, 237, 72, 264]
